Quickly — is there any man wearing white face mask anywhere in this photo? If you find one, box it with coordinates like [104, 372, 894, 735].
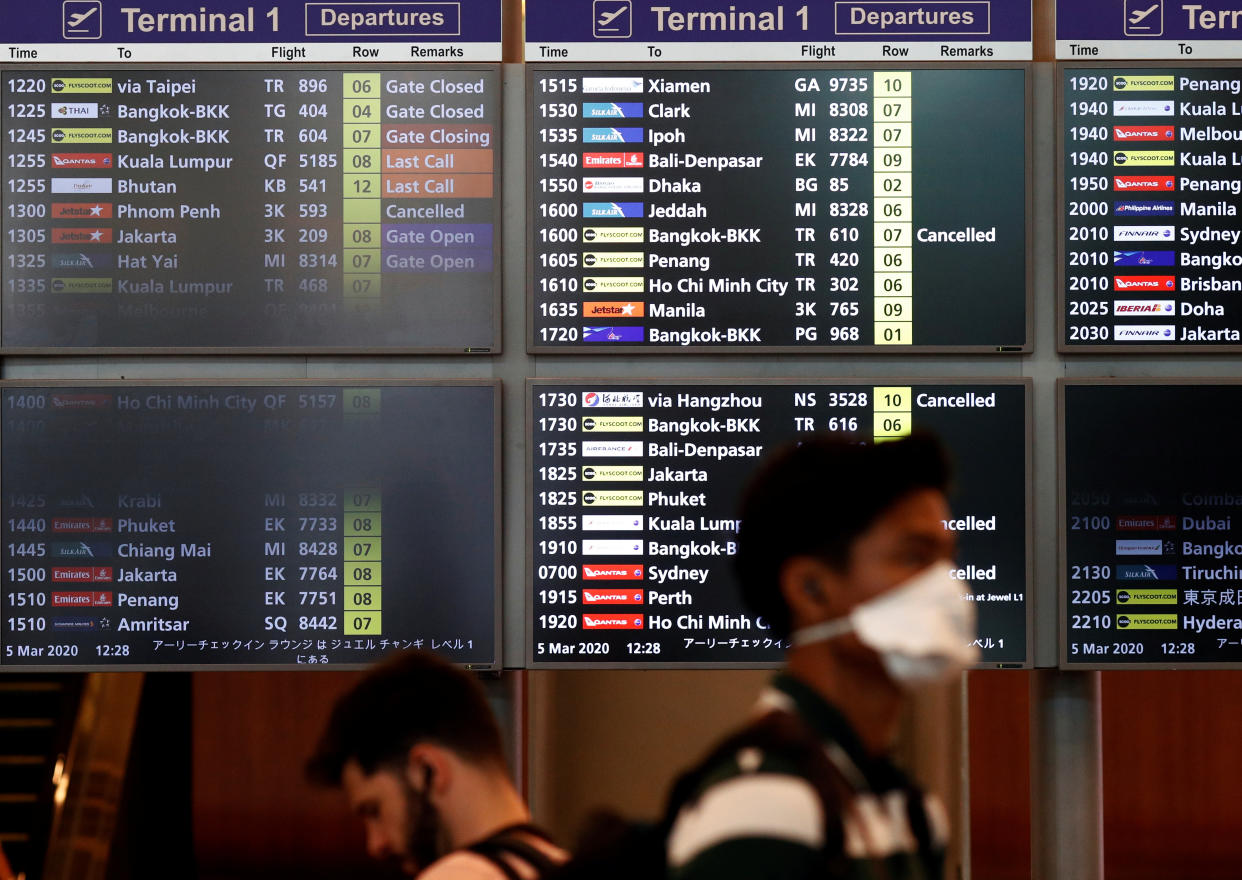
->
[666, 433, 977, 880]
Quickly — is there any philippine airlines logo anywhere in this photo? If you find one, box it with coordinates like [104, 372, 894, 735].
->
[1114, 275, 1174, 290]
[1114, 200, 1175, 216]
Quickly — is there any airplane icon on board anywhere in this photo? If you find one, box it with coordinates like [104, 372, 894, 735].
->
[1123, 0, 1162, 36]
[63, 1, 103, 39]
[594, 0, 632, 38]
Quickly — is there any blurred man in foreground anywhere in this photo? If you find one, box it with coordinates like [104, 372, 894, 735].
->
[307, 650, 566, 879]
[666, 433, 978, 880]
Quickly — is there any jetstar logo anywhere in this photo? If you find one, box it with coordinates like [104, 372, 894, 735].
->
[582, 589, 645, 604]
[1114, 275, 1174, 290]
[51, 202, 111, 218]
[51, 566, 113, 582]
[582, 564, 644, 580]
[582, 614, 644, 629]
[52, 228, 112, 244]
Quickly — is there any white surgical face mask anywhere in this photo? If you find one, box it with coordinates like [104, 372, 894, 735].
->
[789, 561, 980, 686]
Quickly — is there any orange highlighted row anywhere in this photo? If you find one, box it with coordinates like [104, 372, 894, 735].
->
[382, 174, 494, 198]
[382, 149, 493, 173]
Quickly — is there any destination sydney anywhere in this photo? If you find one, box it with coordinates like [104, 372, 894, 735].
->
[530, 382, 1028, 666]
[1062, 67, 1242, 347]
[1, 67, 500, 351]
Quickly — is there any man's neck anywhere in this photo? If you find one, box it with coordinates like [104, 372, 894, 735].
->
[785, 644, 904, 756]
[442, 768, 531, 849]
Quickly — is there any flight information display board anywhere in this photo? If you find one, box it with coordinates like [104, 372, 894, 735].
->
[528, 65, 1030, 352]
[1061, 65, 1242, 351]
[0, 381, 499, 670]
[529, 379, 1030, 667]
[1062, 380, 1242, 668]
[1, 66, 500, 352]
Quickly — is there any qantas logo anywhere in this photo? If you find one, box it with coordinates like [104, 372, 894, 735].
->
[1114, 276, 1175, 290]
[1114, 126, 1175, 141]
[582, 589, 645, 604]
[582, 614, 644, 629]
[1114, 176, 1175, 191]
[582, 565, 644, 580]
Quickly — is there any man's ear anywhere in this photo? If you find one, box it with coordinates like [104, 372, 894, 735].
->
[779, 556, 846, 628]
[405, 743, 451, 797]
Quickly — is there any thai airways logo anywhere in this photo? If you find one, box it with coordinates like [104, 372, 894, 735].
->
[1114, 176, 1175, 191]
[1113, 299, 1174, 315]
[583, 326, 644, 342]
[1114, 275, 1174, 290]
[1114, 250, 1175, 266]
[582, 390, 644, 408]
[1117, 564, 1177, 580]
[582, 127, 644, 144]
[1113, 100, 1174, 116]
[583, 202, 643, 219]
[51, 102, 99, 118]
[1114, 200, 1175, 216]
[583, 102, 643, 119]
[1113, 225, 1175, 241]
[582, 539, 644, 556]
[1114, 125, 1175, 141]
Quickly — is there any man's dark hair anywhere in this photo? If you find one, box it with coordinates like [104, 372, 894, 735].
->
[734, 432, 952, 637]
[305, 650, 507, 785]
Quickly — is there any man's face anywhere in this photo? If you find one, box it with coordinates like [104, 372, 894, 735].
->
[841, 487, 956, 609]
[341, 759, 427, 876]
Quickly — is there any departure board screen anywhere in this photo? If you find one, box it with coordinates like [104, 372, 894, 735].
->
[1063, 381, 1242, 668]
[0, 381, 499, 669]
[528, 66, 1030, 352]
[1, 66, 500, 352]
[529, 380, 1029, 667]
[1061, 65, 1242, 351]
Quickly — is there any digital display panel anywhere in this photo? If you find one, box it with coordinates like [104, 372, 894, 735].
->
[529, 379, 1029, 667]
[0, 381, 499, 669]
[528, 65, 1029, 352]
[1, 66, 500, 352]
[1061, 65, 1242, 351]
[1063, 381, 1242, 667]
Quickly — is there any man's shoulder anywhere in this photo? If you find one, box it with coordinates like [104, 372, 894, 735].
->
[419, 851, 508, 880]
